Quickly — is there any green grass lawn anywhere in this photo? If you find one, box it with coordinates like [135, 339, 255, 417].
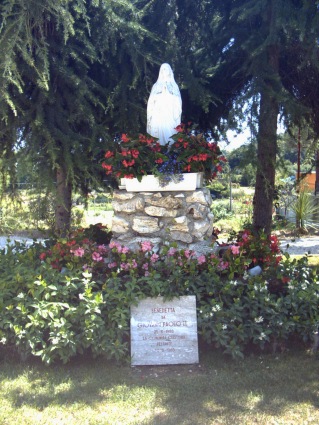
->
[1, 346, 319, 425]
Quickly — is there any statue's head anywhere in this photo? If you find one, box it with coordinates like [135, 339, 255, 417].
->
[158, 63, 174, 82]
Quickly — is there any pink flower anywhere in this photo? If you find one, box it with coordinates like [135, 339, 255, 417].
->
[184, 250, 193, 259]
[241, 231, 250, 242]
[150, 253, 159, 263]
[142, 263, 149, 270]
[131, 259, 138, 269]
[97, 245, 108, 253]
[120, 262, 130, 270]
[108, 262, 117, 269]
[167, 247, 177, 256]
[140, 240, 153, 252]
[217, 260, 229, 271]
[71, 247, 85, 257]
[92, 252, 103, 262]
[109, 241, 121, 250]
[197, 255, 206, 265]
[230, 245, 240, 255]
[109, 241, 129, 254]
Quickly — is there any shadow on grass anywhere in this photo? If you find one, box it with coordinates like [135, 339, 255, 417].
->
[1, 345, 319, 424]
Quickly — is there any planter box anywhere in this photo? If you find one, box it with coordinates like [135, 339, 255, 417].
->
[120, 173, 203, 192]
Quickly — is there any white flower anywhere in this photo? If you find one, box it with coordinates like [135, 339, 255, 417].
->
[254, 316, 264, 324]
[259, 332, 266, 340]
[212, 304, 221, 312]
[222, 324, 228, 330]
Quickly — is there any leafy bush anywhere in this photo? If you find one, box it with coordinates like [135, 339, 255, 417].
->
[208, 179, 229, 198]
[211, 199, 233, 221]
[0, 229, 318, 363]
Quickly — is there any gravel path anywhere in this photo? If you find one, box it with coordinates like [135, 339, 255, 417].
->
[0, 236, 46, 250]
[279, 237, 319, 256]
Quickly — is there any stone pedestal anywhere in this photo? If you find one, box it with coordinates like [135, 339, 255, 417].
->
[111, 188, 214, 253]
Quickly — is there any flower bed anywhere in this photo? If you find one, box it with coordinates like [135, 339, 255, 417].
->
[0, 226, 318, 364]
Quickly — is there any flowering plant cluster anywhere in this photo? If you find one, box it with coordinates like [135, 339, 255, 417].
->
[102, 124, 226, 185]
[38, 227, 286, 286]
[38, 224, 112, 276]
[218, 229, 283, 280]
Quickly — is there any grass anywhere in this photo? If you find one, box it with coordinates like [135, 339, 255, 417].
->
[1, 346, 319, 425]
[291, 255, 319, 267]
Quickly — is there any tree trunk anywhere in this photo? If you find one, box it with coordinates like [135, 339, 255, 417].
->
[315, 150, 319, 196]
[55, 165, 72, 236]
[253, 46, 279, 235]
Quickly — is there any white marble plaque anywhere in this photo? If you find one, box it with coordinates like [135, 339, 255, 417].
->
[130, 296, 199, 366]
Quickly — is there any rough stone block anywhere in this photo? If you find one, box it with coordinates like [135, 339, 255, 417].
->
[112, 216, 130, 233]
[170, 231, 193, 243]
[145, 206, 179, 217]
[112, 196, 145, 214]
[132, 216, 160, 234]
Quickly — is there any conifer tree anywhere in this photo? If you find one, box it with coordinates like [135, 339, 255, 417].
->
[0, 0, 156, 234]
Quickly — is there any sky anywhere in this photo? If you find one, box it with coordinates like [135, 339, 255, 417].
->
[220, 128, 252, 152]
[220, 120, 286, 152]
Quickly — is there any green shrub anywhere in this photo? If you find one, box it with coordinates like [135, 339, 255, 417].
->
[211, 199, 233, 220]
[208, 180, 230, 198]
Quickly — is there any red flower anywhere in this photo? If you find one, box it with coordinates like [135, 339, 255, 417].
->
[275, 256, 282, 264]
[122, 159, 135, 168]
[131, 149, 139, 158]
[104, 150, 114, 158]
[66, 240, 76, 247]
[155, 158, 164, 164]
[175, 124, 185, 132]
[102, 163, 113, 174]
[121, 149, 130, 157]
[121, 134, 130, 143]
[199, 153, 208, 161]
[39, 252, 46, 261]
[151, 143, 161, 152]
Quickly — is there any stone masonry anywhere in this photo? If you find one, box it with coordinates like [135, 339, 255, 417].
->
[111, 188, 214, 253]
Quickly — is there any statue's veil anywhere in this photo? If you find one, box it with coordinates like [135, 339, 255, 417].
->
[149, 63, 181, 98]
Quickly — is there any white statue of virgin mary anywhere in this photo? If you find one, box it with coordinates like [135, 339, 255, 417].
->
[147, 63, 182, 145]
